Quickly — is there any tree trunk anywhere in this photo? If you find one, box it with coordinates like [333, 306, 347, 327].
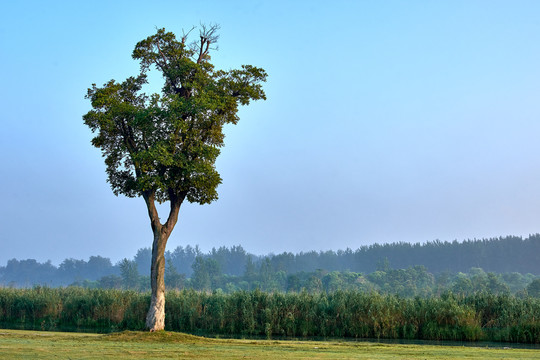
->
[143, 191, 183, 331]
[145, 229, 170, 331]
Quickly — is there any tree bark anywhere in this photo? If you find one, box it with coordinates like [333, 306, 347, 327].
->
[143, 191, 184, 331]
[145, 229, 170, 331]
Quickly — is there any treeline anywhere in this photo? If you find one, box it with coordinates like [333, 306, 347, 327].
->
[1, 287, 540, 343]
[1, 236, 540, 295]
[260, 234, 540, 275]
[0, 256, 117, 287]
[2, 259, 540, 299]
[165, 235, 540, 276]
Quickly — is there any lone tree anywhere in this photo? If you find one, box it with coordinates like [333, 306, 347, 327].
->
[83, 25, 267, 331]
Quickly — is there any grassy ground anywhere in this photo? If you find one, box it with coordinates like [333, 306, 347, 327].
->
[0, 329, 538, 359]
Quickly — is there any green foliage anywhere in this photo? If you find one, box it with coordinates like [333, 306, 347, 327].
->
[98, 275, 123, 289]
[165, 262, 186, 290]
[367, 265, 434, 297]
[527, 279, 540, 297]
[119, 259, 139, 290]
[191, 256, 221, 291]
[0, 287, 147, 332]
[83, 27, 267, 205]
[2, 287, 540, 343]
[82, 28, 267, 328]
[4, 238, 540, 290]
[260, 235, 540, 275]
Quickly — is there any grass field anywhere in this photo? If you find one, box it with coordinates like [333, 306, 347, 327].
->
[0, 330, 539, 359]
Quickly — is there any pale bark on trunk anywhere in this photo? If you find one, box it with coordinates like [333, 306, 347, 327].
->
[145, 229, 170, 331]
[143, 191, 183, 331]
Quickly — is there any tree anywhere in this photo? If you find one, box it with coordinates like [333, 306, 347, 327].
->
[134, 247, 152, 275]
[165, 262, 185, 290]
[86, 256, 115, 280]
[244, 256, 257, 282]
[83, 25, 267, 330]
[527, 279, 540, 297]
[119, 258, 140, 289]
[168, 245, 201, 276]
[191, 256, 221, 291]
[99, 274, 123, 289]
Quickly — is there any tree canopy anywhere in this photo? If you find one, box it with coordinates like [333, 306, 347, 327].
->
[83, 26, 267, 206]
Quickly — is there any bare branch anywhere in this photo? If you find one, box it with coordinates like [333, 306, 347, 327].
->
[199, 23, 220, 43]
[181, 26, 196, 45]
[196, 23, 220, 63]
[197, 36, 205, 64]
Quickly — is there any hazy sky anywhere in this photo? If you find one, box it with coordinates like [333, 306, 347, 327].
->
[2, 1, 540, 265]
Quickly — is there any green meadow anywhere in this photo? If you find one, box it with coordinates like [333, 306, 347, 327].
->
[0, 329, 539, 360]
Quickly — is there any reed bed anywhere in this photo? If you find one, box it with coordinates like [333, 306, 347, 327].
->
[0, 287, 539, 343]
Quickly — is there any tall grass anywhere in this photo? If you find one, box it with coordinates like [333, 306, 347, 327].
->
[1, 287, 539, 342]
[0, 287, 148, 332]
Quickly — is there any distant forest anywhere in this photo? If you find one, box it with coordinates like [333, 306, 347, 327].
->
[1, 235, 539, 296]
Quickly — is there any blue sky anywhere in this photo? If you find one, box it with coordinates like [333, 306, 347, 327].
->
[2, 1, 540, 265]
